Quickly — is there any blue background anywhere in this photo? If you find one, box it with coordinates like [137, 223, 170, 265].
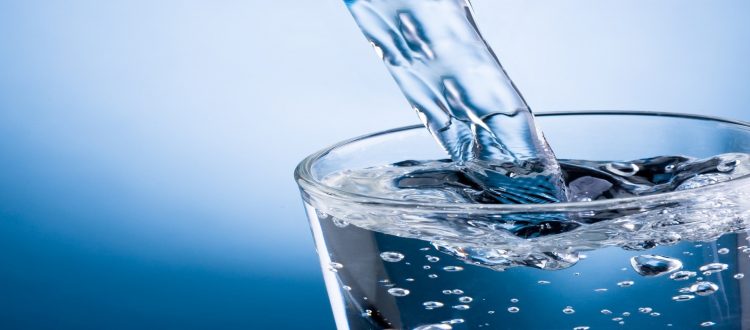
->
[0, 0, 748, 328]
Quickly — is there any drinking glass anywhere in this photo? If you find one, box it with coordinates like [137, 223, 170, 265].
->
[295, 111, 750, 330]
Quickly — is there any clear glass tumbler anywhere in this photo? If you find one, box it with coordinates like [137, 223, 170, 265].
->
[295, 111, 750, 330]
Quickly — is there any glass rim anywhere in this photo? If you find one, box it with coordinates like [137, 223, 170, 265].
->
[294, 110, 750, 213]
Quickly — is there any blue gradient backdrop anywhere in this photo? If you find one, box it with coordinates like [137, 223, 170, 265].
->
[0, 1, 748, 328]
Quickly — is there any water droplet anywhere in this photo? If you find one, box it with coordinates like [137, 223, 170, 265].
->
[690, 281, 719, 296]
[651, 312, 661, 317]
[538, 280, 551, 285]
[328, 262, 343, 272]
[700, 321, 716, 327]
[718, 248, 730, 255]
[452, 304, 470, 310]
[452, 289, 464, 295]
[617, 280, 635, 287]
[428, 274, 438, 279]
[563, 306, 575, 314]
[699, 263, 728, 274]
[443, 266, 464, 272]
[388, 288, 410, 297]
[426, 255, 440, 263]
[734, 273, 745, 279]
[507, 306, 520, 313]
[423, 301, 444, 309]
[414, 324, 452, 330]
[380, 252, 405, 262]
[573, 327, 590, 330]
[510, 298, 519, 303]
[630, 255, 683, 277]
[670, 271, 697, 281]
[673, 294, 695, 302]
[595, 288, 608, 292]
[458, 296, 473, 303]
[601, 309, 613, 315]
[638, 307, 653, 314]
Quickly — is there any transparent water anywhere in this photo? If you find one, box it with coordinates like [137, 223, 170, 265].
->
[307, 153, 750, 329]
[343, 0, 567, 203]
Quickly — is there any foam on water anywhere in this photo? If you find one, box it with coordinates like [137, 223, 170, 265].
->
[318, 153, 750, 271]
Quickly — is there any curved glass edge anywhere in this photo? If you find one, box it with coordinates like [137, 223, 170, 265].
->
[294, 111, 750, 214]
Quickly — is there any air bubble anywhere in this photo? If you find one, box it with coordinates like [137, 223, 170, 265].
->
[573, 327, 590, 330]
[507, 306, 520, 313]
[595, 288, 608, 292]
[673, 294, 695, 302]
[452, 305, 470, 310]
[670, 271, 697, 281]
[651, 312, 661, 317]
[639, 307, 653, 314]
[388, 288, 410, 297]
[442, 290, 452, 295]
[380, 252, 405, 262]
[328, 262, 343, 272]
[443, 266, 464, 272]
[630, 255, 683, 277]
[690, 281, 719, 296]
[426, 255, 440, 263]
[699, 263, 728, 275]
[617, 280, 634, 287]
[442, 319, 464, 325]
[423, 301, 445, 309]
[413, 324, 452, 330]
[428, 274, 438, 279]
[605, 162, 640, 177]
[734, 273, 745, 279]
[452, 289, 464, 295]
[700, 321, 716, 327]
[601, 309, 613, 315]
[538, 280, 551, 285]
[718, 248, 730, 255]
[458, 296, 473, 303]
[563, 306, 575, 314]
[510, 298, 519, 303]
